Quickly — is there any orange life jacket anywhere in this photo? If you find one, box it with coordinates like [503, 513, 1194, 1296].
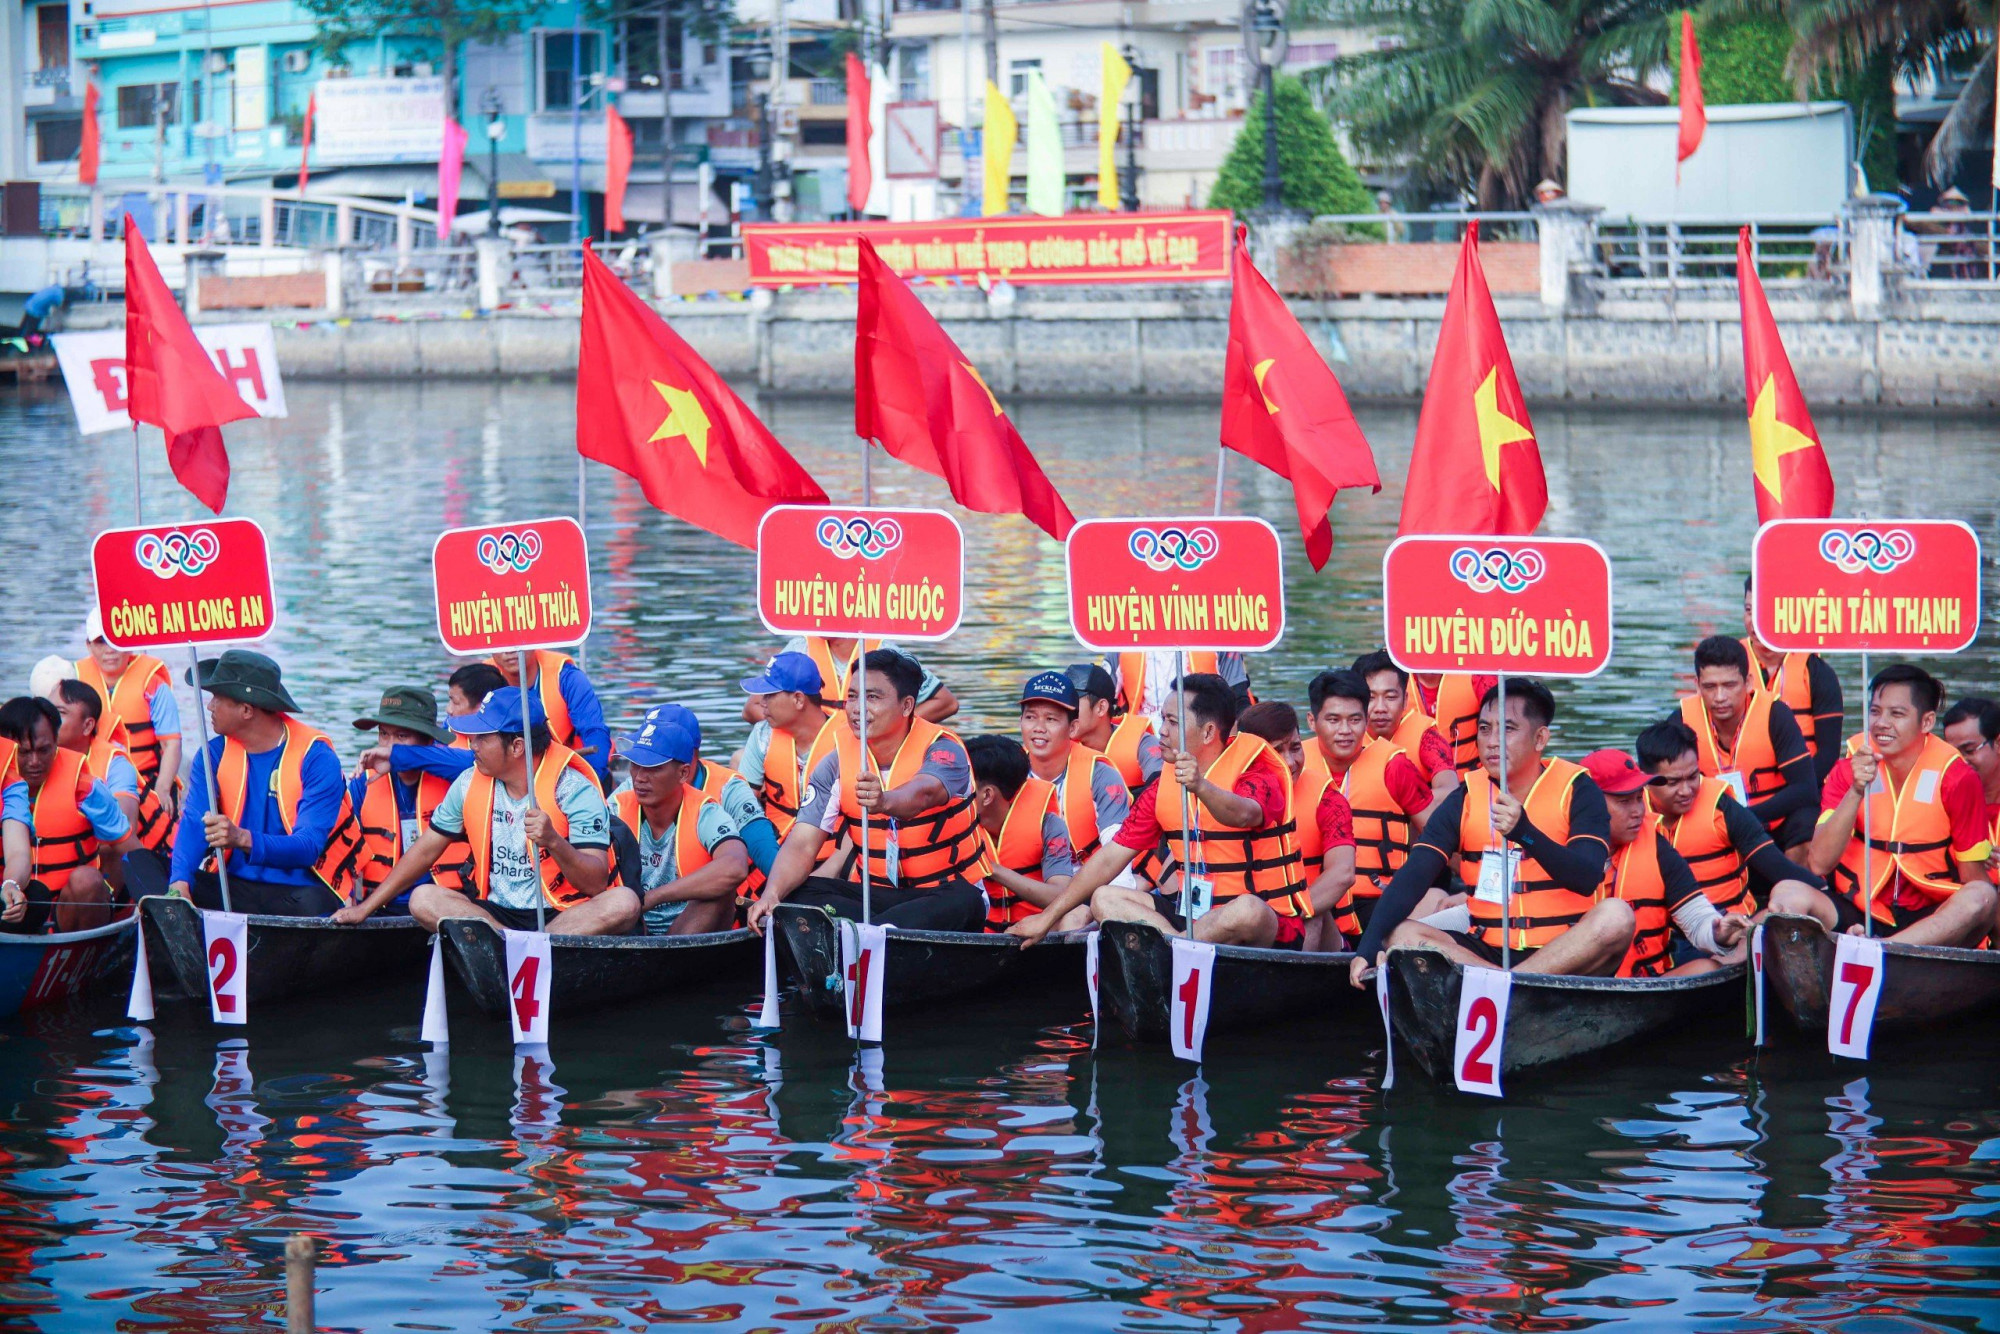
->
[1654, 776, 1752, 914]
[317, 771, 466, 898]
[1460, 757, 1597, 954]
[459, 743, 608, 910]
[1429, 673, 1486, 774]
[29, 749, 100, 894]
[491, 650, 592, 760]
[611, 783, 719, 899]
[75, 654, 174, 790]
[82, 735, 169, 853]
[835, 718, 993, 890]
[1744, 640, 1822, 763]
[1293, 747, 1359, 937]
[1832, 733, 1971, 926]
[981, 775, 1056, 926]
[1116, 652, 1219, 717]
[1605, 818, 1672, 978]
[1103, 712, 1157, 795]
[692, 757, 765, 894]
[1680, 692, 1789, 826]
[1041, 744, 1116, 863]
[211, 718, 354, 898]
[1154, 733, 1308, 917]
[1335, 737, 1416, 891]
[761, 713, 842, 867]
[804, 636, 882, 711]
[1387, 700, 1440, 770]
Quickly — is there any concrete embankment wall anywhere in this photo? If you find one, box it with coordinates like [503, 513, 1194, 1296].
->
[263, 284, 2000, 410]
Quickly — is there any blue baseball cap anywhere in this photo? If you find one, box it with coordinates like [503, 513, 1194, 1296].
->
[1020, 670, 1079, 714]
[448, 685, 545, 736]
[621, 706, 698, 767]
[741, 651, 824, 697]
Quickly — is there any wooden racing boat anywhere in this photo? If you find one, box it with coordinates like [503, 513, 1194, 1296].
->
[1387, 944, 1747, 1081]
[440, 916, 760, 1019]
[0, 914, 136, 1017]
[773, 903, 1088, 1019]
[1095, 917, 1364, 1043]
[141, 894, 428, 1005]
[1761, 911, 2000, 1035]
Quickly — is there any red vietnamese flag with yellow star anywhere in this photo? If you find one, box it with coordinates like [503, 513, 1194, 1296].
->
[1737, 227, 1834, 522]
[1398, 222, 1546, 536]
[854, 237, 1076, 540]
[576, 243, 827, 548]
[1220, 226, 1380, 569]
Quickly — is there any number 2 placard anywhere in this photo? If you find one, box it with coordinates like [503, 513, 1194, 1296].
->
[1828, 934, 1885, 1059]
[503, 929, 553, 1045]
[202, 910, 248, 1026]
[1453, 966, 1512, 1097]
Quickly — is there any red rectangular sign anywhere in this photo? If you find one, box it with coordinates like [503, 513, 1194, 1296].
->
[1751, 519, 1980, 654]
[432, 517, 592, 655]
[90, 519, 275, 649]
[756, 506, 963, 641]
[1384, 536, 1614, 677]
[743, 211, 1232, 287]
[1065, 517, 1285, 653]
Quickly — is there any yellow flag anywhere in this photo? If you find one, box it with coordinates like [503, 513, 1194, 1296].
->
[1099, 44, 1133, 209]
[983, 80, 1016, 217]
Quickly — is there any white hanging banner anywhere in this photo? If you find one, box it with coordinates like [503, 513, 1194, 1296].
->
[1374, 958, 1395, 1091]
[202, 910, 249, 1026]
[841, 921, 888, 1043]
[1167, 936, 1216, 1063]
[421, 931, 450, 1047]
[1750, 924, 1766, 1047]
[1827, 933, 1885, 1060]
[1085, 929, 1101, 1046]
[51, 323, 289, 435]
[755, 921, 781, 1028]
[503, 929, 553, 1046]
[1452, 966, 1511, 1098]
[127, 915, 155, 1022]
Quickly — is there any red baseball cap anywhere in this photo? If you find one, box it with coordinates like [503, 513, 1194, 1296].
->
[1581, 749, 1649, 796]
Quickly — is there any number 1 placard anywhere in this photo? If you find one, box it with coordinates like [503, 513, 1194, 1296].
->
[1169, 936, 1216, 1063]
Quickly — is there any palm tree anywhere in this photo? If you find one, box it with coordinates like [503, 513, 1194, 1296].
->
[1301, 0, 1688, 207]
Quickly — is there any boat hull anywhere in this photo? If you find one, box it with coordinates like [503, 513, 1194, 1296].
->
[1096, 918, 1362, 1043]
[440, 917, 759, 1019]
[1761, 911, 2000, 1034]
[774, 904, 1087, 1020]
[0, 916, 136, 1018]
[1388, 946, 1746, 1081]
[142, 894, 428, 1006]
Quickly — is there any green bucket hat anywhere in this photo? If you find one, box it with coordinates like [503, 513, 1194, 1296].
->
[353, 685, 452, 743]
[187, 649, 301, 713]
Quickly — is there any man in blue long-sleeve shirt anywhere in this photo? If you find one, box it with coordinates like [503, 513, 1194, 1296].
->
[359, 663, 504, 787]
[139, 651, 350, 917]
[491, 651, 611, 785]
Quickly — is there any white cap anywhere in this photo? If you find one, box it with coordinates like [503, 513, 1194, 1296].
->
[30, 655, 76, 701]
[83, 606, 106, 643]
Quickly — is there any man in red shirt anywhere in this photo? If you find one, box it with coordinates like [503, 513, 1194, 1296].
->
[1352, 650, 1458, 809]
[1307, 669, 1442, 935]
[1940, 696, 2000, 877]
[1237, 700, 1357, 951]
[1786, 665, 1996, 945]
[1008, 674, 1306, 948]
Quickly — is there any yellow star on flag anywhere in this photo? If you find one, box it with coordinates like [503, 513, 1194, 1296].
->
[1472, 366, 1534, 491]
[959, 362, 1004, 416]
[1746, 374, 1818, 500]
[648, 380, 711, 465]
[1253, 358, 1280, 415]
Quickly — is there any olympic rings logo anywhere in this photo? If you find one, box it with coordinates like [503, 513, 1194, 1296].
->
[816, 515, 903, 560]
[134, 529, 221, 579]
[1449, 545, 1546, 594]
[1128, 526, 1221, 573]
[1819, 528, 1916, 575]
[476, 529, 543, 575]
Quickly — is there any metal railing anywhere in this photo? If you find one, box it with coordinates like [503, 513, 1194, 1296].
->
[1897, 211, 2000, 286]
[1596, 217, 1842, 287]
[1307, 210, 1539, 242]
[348, 248, 479, 302]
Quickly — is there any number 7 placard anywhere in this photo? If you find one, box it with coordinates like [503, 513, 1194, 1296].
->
[1828, 934, 1884, 1059]
[1453, 967, 1512, 1097]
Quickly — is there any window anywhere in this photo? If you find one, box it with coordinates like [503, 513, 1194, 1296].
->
[539, 30, 603, 112]
[1008, 58, 1040, 100]
[116, 83, 179, 130]
[624, 14, 680, 90]
[895, 44, 929, 101]
[36, 5, 69, 69]
[36, 117, 82, 163]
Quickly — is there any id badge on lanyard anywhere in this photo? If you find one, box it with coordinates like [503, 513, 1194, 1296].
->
[1718, 769, 1748, 804]
[1186, 875, 1215, 920]
[1475, 845, 1520, 904]
[401, 817, 421, 855]
[884, 821, 900, 886]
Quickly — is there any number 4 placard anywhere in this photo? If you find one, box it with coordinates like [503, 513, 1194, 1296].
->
[1169, 936, 1216, 1063]
[1828, 934, 1885, 1059]
[202, 911, 248, 1026]
[1453, 966, 1512, 1097]
[503, 929, 553, 1045]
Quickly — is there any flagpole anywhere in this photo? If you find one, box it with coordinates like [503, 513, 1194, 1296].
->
[1174, 650, 1197, 940]
[858, 662, 872, 927]
[1212, 449, 1226, 516]
[575, 455, 587, 671]
[862, 442, 873, 506]
[187, 644, 232, 914]
[1860, 650, 1872, 940]
[131, 424, 144, 521]
[519, 649, 547, 935]
[1496, 672, 1510, 970]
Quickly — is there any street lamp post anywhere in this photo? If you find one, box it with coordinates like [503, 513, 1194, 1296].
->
[484, 90, 504, 237]
[1244, 0, 1288, 211]
[1120, 43, 1140, 212]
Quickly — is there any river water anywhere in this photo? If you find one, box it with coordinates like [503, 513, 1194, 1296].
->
[0, 382, 1996, 1329]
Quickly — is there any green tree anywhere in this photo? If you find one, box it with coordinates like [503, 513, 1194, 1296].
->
[1209, 75, 1377, 217]
[299, 0, 543, 117]
[1299, 0, 1684, 208]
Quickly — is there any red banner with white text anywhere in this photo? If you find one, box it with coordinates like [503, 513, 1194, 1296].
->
[433, 517, 593, 655]
[1383, 536, 1614, 677]
[744, 212, 1233, 287]
[1751, 519, 1980, 654]
[90, 519, 275, 649]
